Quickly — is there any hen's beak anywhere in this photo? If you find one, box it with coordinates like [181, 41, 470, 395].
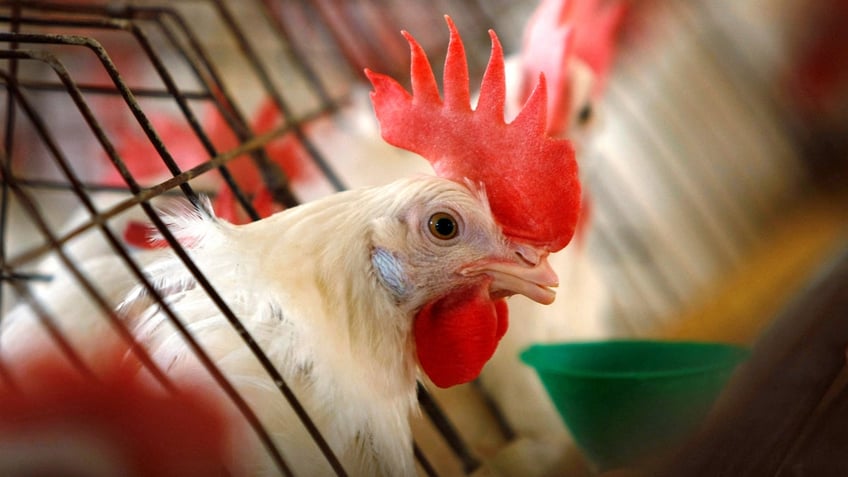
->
[461, 244, 559, 305]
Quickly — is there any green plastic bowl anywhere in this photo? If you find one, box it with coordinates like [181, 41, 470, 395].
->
[520, 340, 748, 470]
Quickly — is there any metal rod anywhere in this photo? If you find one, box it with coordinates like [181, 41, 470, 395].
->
[127, 5, 279, 216]
[5, 118, 315, 269]
[470, 378, 515, 442]
[0, 77, 210, 99]
[0, 64, 175, 394]
[211, 0, 347, 193]
[0, 0, 19, 321]
[417, 382, 481, 474]
[414, 440, 440, 477]
[258, 0, 335, 107]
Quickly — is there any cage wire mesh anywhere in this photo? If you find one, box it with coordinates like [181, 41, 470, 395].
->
[0, 0, 845, 475]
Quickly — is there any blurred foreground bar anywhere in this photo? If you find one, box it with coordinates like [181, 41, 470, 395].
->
[659, 228, 848, 475]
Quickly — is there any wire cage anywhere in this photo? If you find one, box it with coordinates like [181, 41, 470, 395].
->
[0, 0, 846, 476]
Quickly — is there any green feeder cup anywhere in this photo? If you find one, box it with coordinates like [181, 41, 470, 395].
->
[520, 340, 748, 471]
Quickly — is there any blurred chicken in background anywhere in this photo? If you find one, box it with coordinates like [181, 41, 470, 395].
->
[0, 344, 241, 477]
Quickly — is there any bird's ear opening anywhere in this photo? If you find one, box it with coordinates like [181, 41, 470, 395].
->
[371, 247, 411, 299]
[369, 216, 414, 300]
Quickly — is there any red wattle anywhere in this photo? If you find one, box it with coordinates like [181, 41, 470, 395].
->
[414, 284, 509, 388]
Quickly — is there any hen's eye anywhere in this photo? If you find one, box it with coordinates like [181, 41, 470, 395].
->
[428, 212, 458, 240]
[577, 103, 593, 125]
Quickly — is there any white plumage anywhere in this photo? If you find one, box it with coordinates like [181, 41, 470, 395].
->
[2, 175, 560, 476]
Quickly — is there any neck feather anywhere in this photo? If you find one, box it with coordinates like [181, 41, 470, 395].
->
[245, 187, 419, 395]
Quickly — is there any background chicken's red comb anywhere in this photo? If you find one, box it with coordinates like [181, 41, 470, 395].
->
[366, 15, 580, 252]
[520, 0, 628, 134]
[571, 0, 629, 93]
[520, 0, 577, 136]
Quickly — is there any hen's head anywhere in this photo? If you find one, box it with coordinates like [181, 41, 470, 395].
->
[370, 178, 557, 310]
[366, 16, 579, 253]
[366, 177, 557, 387]
[364, 17, 579, 387]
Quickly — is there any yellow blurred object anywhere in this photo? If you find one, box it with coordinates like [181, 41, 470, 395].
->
[660, 191, 848, 345]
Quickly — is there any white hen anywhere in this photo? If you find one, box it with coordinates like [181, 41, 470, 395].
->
[2, 176, 561, 476]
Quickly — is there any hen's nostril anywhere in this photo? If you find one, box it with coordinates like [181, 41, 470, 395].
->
[515, 251, 533, 266]
[514, 245, 544, 266]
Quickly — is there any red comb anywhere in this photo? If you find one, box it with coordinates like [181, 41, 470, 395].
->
[571, 0, 628, 93]
[520, 0, 627, 133]
[520, 0, 577, 136]
[366, 16, 580, 252]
